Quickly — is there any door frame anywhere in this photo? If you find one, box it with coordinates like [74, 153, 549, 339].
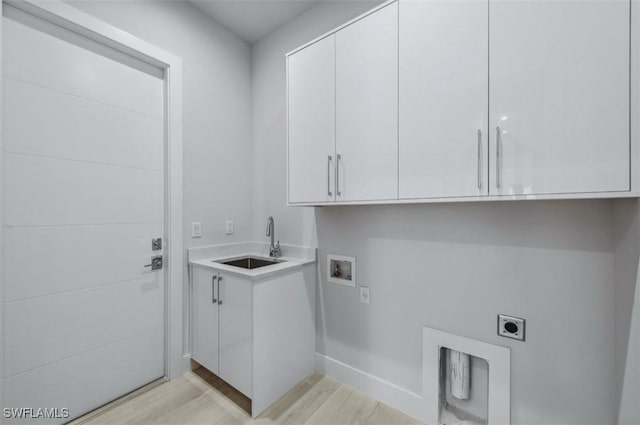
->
[0, 0, 184, 420]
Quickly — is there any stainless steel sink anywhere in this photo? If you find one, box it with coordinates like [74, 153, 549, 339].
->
[215, 256, 284, 270]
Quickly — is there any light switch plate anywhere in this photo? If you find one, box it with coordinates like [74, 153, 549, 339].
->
[225, 220, 234, 235]
[192, 222, 202, 238]
[360, 286, 370, 304]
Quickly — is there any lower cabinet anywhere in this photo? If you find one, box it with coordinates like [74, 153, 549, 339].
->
[191, 267, 220, 375]
[190, 264, 316, 417]
[218, 272, 252, 397]
[191, 267, 251, 397]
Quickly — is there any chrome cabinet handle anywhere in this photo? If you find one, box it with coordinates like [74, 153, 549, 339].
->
[217, 275, 223, 305]
[496, 126, 501, 189]
[336, 154, 342, 197]
[327, 155, 333, 197]
[211, 275, 217, 304]
[477, 129, 482, 189]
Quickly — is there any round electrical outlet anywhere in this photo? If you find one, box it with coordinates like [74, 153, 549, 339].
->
[504, 321, 519, 334]
[498, 314, 525, 341]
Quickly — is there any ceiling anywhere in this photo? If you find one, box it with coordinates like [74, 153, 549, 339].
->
[190, 1, 322, 43]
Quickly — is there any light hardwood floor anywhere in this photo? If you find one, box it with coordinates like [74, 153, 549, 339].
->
[70, 369, 421, 425]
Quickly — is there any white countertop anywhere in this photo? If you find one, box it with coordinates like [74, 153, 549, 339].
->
[188, 242, 316, 280]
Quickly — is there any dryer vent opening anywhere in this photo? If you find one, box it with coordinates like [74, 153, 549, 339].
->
[438, 347, 489, 425]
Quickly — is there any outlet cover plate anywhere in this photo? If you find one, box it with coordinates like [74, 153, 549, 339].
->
[498, 314, 525, 341]
[225, 220, 234, 235]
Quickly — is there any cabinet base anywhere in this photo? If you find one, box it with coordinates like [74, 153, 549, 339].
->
[190, 360, 252, 416]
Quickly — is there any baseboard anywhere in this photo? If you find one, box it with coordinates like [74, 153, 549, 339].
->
[314, 352, 424, 423]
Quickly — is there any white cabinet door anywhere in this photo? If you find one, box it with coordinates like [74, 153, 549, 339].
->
[489, 0, 630, 196]
[287, 35, 336, 204]
[335, 3, 398, 201]
[218, 273, 252, 397]
[399, 0, 488, 199]
[191, 267, 219, 374]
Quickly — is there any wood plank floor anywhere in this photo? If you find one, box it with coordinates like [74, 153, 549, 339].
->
[70, 370, 421, 425]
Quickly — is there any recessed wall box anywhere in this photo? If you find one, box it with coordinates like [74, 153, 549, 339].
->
[327, 254, 356, 287]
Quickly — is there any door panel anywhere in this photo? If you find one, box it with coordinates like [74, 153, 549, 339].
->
[3, 11, 163, 118]
[4, 154, 162, 226]
[399, 0, 488, 199]
[218, 274, 252, 397]
[3, 12, 164, 423]
[4, 277, 163, 377]
[4, 223, 162, 301]
[191, 268, 219, 374]
[4, 78, 163, 170]
[3, 329, 164, 425]
[287, 35, 336, 203]
[489, 0, 630, 195]
[336, 3, 398, 201]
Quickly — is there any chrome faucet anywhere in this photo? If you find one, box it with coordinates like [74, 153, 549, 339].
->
[266, 216, 281, 258]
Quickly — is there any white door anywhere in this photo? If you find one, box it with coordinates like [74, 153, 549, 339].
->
[191, 268, 219, 374]
[399, 0, 488, 199]
[489, 0, 630, 196]
[335, 3, 398, 202]
[287, 35, 336, 204]
[3, 8, 165, 423]
[218, 274, 252, 397]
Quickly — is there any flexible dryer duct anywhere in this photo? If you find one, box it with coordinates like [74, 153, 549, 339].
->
[450, 350, 470, 400]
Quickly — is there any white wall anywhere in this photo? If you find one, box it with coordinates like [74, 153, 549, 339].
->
[613, 199, 640, 424]
[315, 201, 616, 424]
[252, 3, 619, 424]
[70, 0, 253, 249]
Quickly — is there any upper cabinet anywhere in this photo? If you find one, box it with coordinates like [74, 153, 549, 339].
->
[286, 0, 634, 206]
[335, 2, 398, 202]
[287, 35, 335, 204]
[489, 0, 630, 196]
[287, 3, 398, 204]
[399, 0, 488, 199]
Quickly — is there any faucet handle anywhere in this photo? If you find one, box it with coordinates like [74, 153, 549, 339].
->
[270, 241, 282, 258]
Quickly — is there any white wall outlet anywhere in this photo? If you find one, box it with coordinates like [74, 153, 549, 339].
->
[191, 222, 202, 238]
[225, 220, 234, 235]
[359, 286, 370, 304]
